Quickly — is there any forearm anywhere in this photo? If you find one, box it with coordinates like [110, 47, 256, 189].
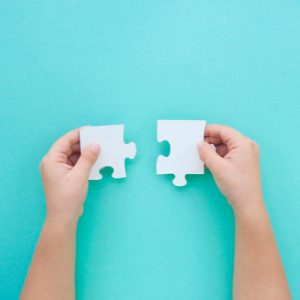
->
[233, 199, 290, 300]
[21, 217, 78, 300]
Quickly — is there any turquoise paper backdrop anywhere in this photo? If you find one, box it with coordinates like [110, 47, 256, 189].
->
[1, 1, 299, 299]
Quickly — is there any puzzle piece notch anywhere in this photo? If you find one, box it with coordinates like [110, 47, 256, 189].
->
[80, 125, 137, 180]
[156, 120, 206, 187]
[111, 141, 136, 179]
[157, 154, 188, 186]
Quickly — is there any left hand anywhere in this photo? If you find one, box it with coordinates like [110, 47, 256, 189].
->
[40, 128, 100, 225]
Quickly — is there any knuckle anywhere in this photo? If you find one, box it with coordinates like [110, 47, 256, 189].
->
[253, 141, 259, 149]
[81, 153, 93, 165]
[245, 138, 259, 152]
[219, 124, 229, 130]
[39, 156, 48, 171]
[220, 127, 229, 137]
[222, 125, 240, 135]
[244, 138, 253, 146]
[250, 139, 259, 149]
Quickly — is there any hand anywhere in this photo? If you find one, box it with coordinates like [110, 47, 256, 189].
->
[198, 124, 263, 213]
[40, 128, 100, 225]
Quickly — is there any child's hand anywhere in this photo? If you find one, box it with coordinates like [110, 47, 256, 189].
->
[198, 124, 263, 213]
[40, 129, 100, 225]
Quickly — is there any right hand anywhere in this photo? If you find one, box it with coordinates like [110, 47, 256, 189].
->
[198, 124, 263, 213]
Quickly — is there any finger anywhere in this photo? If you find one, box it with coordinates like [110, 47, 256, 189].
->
[49, 129, 80, 157]
[73, 144, 100, 181]
[204, 136, 222, 145]
[203, 145, 228, 168]
[198, 141, 226, 173]
[205, 124, 245, 149]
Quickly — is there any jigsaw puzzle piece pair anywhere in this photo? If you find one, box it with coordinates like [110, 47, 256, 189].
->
[80, 120, 206, 186]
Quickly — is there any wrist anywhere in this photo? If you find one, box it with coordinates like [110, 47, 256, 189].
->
[231, 195, 266, 221]
[45, 213, 79, 232]
[233, 198, 273, 239]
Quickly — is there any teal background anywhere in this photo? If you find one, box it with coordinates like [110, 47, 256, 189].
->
[0, 0, 300, 299]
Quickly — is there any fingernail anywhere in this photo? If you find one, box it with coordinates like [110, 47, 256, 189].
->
[90, 143, 100, 154]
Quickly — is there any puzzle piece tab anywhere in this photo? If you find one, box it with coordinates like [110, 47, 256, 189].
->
[80, 125, 136, 180]
[156, 120, 206, 186]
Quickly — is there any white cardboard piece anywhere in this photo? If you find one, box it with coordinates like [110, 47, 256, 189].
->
[156, 120, 206, 186]
[80, 125, 136, 180]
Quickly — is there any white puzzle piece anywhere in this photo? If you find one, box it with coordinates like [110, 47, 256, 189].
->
[80, 125, 136, 180]
[156, 120, 206, 186]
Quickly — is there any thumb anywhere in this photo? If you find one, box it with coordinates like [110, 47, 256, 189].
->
[198, 141, 224, 173]
[74, 144, 100, 180]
